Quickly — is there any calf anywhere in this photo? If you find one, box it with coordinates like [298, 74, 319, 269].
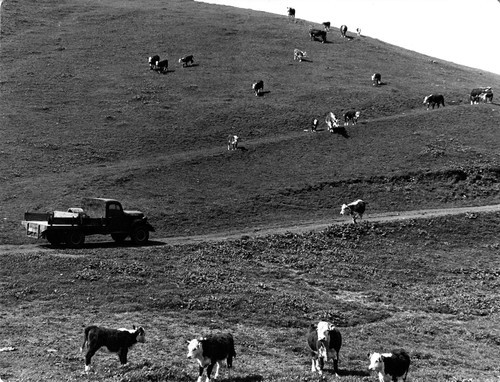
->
[80, 325, 145, 372]
[344, 110, 360, 126]
[325, 112, 340, 132]
[309, 28, 327, 43]
[227, 134, 239, 150]
[179, 55, 194, 67]
[340, 199, 366, 224]
[423, 94, 445, 109]
[187, 333, 236, 382]
[307, 321, 342, 376]
[372, 73, 382, 86]
[323, 21, 331, 31]
[340, 25, 348, 38]
[148, 55, 160, 70]
[252, 80, 264, 96]
[154, 59, 168, 74]
[368, 349, 410, 382]
[294, 48, 307, 62]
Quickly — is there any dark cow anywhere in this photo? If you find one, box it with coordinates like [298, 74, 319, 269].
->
[322, 21, 331, 31]
[187, 333, 236, 382]
[287, 7, 295, 19]
[423, 94, 445, 109]
[252, 80, 264, 96]
[470, 87, 493, 104]
[154, 59, 168, 74]
[80, 326, 145, 373]
[179, 55, 194, 67]
[307, 321, 342, 376]
[340, 199, 366, 224]
[340, 25, 348, 38]
[148, 55, 160, 70]
[343, 110, 360, 126]
[310, 28, 327, 43]
[372, 73, 382, 86]
[368, 349, 410, 382]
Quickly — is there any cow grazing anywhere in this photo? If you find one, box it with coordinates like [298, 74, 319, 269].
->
[340, 25, 348, 38]
[227, 135, 239, 150]
[187, 333, 236, 382]
[323, 21, 331, 31]
[80, 325, 145, 372]
[148, 55, 160, 70]
[356, 27, 361, 37]
[368, 349, 410, 382]
[294, 48, 307, 61]
[470, 87, 493, 104]
[340, 199, 366, 224]
[372, 73, 382, 86]
[307, 321, 342, 376]
[480, 92, 493, 103]
[344, 110, 360, 126]
[154, 59, 168, 74]
[325, 112, 340, 132]
[287, 7, 295, 19]
[179, 55, 194, 67]
[309, 28, 327, 43]
[252, 80, 264, 96]
[423, 94, 445, 109]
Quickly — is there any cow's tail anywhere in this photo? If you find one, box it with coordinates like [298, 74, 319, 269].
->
[80, 327, 91, 353]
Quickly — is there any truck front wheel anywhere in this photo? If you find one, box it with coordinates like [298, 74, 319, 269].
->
[131, 226, 149, 245]
[66, 230, 85, 248]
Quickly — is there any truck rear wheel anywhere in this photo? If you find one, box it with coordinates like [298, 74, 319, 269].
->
[66, 230, 85, 248]
[111, 233, 128, 243]
[131, 226, 149, 245]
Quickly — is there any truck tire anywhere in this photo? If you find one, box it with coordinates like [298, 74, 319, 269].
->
[46, 232, 63, 246]
[130, 225, 149, 245]
[111, 233, 128, 243]
[66, 230, 85, 248]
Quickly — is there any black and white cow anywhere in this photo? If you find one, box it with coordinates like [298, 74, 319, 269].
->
[340, 199, 366, 224]
[356, 27, 361, 37]
[187, 333, 236, 382]
[344, 110, 360, 126]
[340, 25, 348, 38]
[372, 73, 382, 86]
[294, 48, 307, 61]
[325, 112, 340, 132]
[148, 55, 160, 70]
[80, 325, 145, 372]
[252, 80, 264, 96]
[480, 91, 493, 103]
[154, 59, 168, 74]
[287, 7, 295, 19]
[227, 135, 239, 150]
[179, 55, 194, 67]
[368, 349, 410, 382]
[470, 87, 493, 104]
[307, 321, 342, 376]
[309, 29, 327, 43]
[323, 21, 331, 31]
[311, 118, 319, 132]
[423, 94, 445, 109]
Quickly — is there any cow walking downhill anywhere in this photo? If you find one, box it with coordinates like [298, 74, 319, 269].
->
[307, 321, 342, 376]
[368, 349, 410, 382]
[187, 333, 236, 382]
[80, 326, 145, 373]
[340, 199, 366, 223]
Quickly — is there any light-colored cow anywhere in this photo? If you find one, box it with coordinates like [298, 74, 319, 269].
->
[325, 112, 340, 132]
[294, 49, 307, 62]
[340, 199, 366, 224]
[227, 135, 239, 151]
[307, 321, 342, 376]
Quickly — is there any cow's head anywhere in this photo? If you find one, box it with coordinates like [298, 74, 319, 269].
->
[187, 338, 204, 359]
[423, 95, 432, 104]
[135, 326, 146, 343]
[355, 111, 361, 118]
[368, 352, 385, 372]
[340, 204, 351, 215]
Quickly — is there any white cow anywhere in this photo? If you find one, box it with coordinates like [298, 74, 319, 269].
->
[340, 199, 366, 224]
[293, 49, 307, 62]
[227, 135, 239, 151]
[325, 112, 340, 132]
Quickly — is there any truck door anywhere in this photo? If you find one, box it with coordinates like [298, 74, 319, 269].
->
[106, 201, 127, 232]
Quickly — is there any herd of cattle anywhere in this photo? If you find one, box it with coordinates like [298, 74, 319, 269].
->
[80, 321, 410, 382]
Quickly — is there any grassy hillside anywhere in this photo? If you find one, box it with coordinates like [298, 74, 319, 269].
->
[1, 0, 500, 244]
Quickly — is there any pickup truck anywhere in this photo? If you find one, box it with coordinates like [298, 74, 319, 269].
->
[21, 198, 155, 247]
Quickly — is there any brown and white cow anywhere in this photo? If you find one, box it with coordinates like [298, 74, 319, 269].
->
[423, 94, 445, 109]
[179, 55, 194, 67]
[227, 135, 239, 151]
[368, 349, 410, 382]
[294, 49, 307, 62]
[325, 112, 340, 132]
[372, 73, 382, 86]
[307, 321, 342, 376]
[187, 333, 236, 382]
[252, 80, 264, 96]
[340, 199, 366, 224]
[80, 325, 145, 373]
[340, 25, 348, 38]
[344, 110, 360, 126]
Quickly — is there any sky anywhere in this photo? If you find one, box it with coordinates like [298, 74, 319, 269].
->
[196, 0, 500, 75]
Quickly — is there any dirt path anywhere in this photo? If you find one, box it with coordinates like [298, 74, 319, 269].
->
[2, 204, 498, 254]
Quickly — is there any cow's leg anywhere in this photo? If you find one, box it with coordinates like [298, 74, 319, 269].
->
[206, 362, 215, 381]
[213, 361, 222, 379]
[311, 358, 316, 372]
[118, 347, 128, 365]
[85, 346, 99, 372]
[197, 366, 205, 382]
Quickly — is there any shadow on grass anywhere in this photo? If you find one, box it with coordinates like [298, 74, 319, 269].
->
[231, 375, 264, 382]
[338, 369, 370, 377]
[41, 239, 167, 250]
